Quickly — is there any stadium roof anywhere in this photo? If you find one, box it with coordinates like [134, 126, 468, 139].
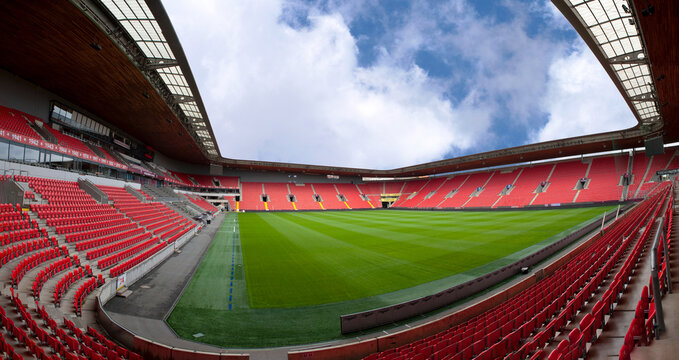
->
[0, 0, 675, 177]
[98, 0, 219, 158]
[554, 0, 661, 127]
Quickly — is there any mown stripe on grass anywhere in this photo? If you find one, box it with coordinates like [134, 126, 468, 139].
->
[241, 207, 612, 308]
[169, 207, 614, 347]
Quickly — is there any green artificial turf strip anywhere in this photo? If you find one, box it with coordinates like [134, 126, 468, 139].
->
[168, 207, 613, 347]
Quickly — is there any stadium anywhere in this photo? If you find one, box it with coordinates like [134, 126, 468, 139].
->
[0, 0, 676, 359]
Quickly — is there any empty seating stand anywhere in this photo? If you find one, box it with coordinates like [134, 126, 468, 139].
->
[240, 182, 266, 210]
[0, 105, 43, 140]
[417, 177, 460, 208]
[398, 177, 446, 208]
[289, 184, 321, 210]
[313, 183, 347, 210]
[97, 185, 195, 245]
[392, 179, 428, 207]
[335, 183, 373, 209]
[437, 173, 492, 208]
[0, 193, 144, 359]
[46, 127, 98, 158]
[465, 170, 518, 208]
[263, 183, 295, 210]
[494, 164, 553, 208]
[184, 194, 219, 214]
[361, 185, 671, 360]
[532, 160, 588, 205]
[577, 156, 625, 202]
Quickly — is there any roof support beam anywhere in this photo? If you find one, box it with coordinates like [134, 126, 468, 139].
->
[174, 95, 194, 104]
[609, 50, 646, 64]
[630, 92, 656, 101]
[145, 57, 179, 70]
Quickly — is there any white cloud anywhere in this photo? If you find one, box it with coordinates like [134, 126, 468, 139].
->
[529, 0, 571, 30]
[533, 41, 637, 142]
[163, 0, 490, 169]
[163, 0, 636, 169]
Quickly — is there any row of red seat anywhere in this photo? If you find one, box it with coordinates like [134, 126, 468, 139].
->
[160, 220, 193, 240]
[46, 211, 119, 227]
[53, 267, 91, 306]
[0, 218, 37, 232]
[167, 223, 196, 243]
[525, 186, 667, 360]
[184, 193, 219, 213]
[1, 298, 48, 360]
[31, 204, 113, 220]
[86, 232, 152, 260]
[74, 277, 102, 315]
[97, 237, 159, 269]
[619, 191, 674, 359]
[65, 221, 136, 243]
[0, 105, 42, 141]
[363, 187, 668, 360]
[35, 299, 142, 360]
[75, 227, 145, 251]
[125, 204, 174, 221]
[0, 330, 23, 360]
[54, 215, 127, 235]
[538, 185, 669, 360]
[0, 178, 154, 358]
[110, 241, 168, 277]
[151, 217, 185, 235]
[137, 189, 154, 201]
[133, 209, 172, 223]
[0, 237, 56, 267]
[32, 255, 78, 299]
[0, 208, 27, 221]
[10, 246, 68, 286]
[0, 203, 21, 214]
[86, 324, 141, 360]
[58, 217, 131, 237]
[142, 214, 180, 229]
[0, 227, 47, 245]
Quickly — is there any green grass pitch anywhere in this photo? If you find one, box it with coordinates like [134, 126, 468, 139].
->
[168, 207, 613, 347]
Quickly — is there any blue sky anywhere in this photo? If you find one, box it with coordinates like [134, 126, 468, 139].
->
[164, 0, 636, 169]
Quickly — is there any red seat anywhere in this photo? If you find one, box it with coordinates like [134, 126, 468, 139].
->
[619, 343, 631, 360]
[579, 313, 595, 343]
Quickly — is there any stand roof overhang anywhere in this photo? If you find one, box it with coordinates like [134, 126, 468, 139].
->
[0, 0, 674, 176]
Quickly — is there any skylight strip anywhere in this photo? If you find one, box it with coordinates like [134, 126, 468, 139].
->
[564, 0, 661, 126]
[100, 0, 219, 157]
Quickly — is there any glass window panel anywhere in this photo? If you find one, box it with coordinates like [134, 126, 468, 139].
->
[0, 141, 8, 160]
[9, 143, 24, 161]
[24, 147, 39, 163]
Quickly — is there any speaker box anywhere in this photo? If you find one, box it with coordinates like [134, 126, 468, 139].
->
[645, 136, 664, 157]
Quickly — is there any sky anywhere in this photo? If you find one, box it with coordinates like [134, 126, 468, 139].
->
[163, 0, 637, 170]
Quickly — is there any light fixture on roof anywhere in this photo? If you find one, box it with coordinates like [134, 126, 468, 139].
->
[621, 4, 631, 14]
[657, 74, 665, 81]
[89, 43, 102, 51]
[142, 92, 150, 99]
[641, 5, 655, 17]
